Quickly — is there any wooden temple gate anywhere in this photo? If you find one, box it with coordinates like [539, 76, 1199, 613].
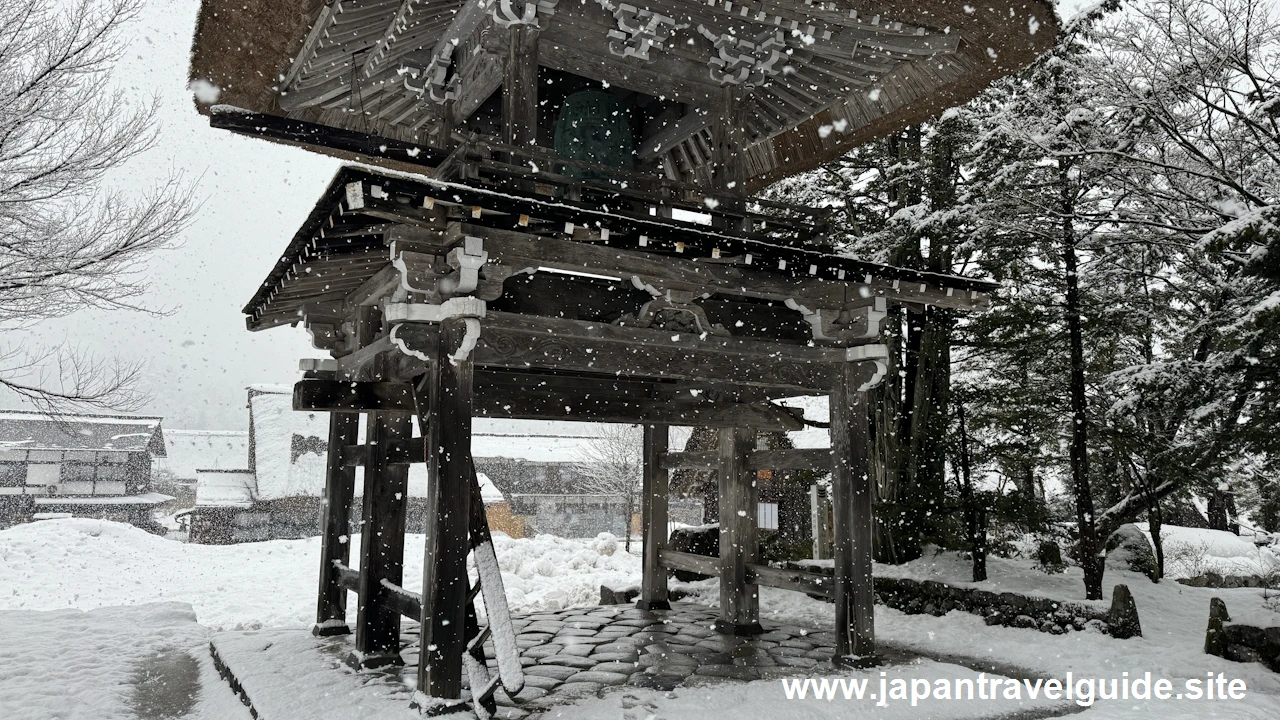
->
[187, 0, 1056, 712]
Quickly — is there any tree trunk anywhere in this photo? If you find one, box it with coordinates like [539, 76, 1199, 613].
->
[1148, 490, 1164, 580]
[623, 500, 633, 552]
[1062, 163, 1103, 600]
[1207, 489, 1229, 532]
[956, 402, 986, 581]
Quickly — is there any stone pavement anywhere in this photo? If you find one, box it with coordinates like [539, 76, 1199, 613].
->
[393, 602, 846, 719]
[209, 602, 1075, 720]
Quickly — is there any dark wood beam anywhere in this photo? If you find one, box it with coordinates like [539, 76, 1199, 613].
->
[831, 361, 875, 662]
[342, 439, 423, 467]
[658, 548, 719, 577]
[417, 319, 475, 701]
[717, 427, 761, 635]
[435, 223, 989, 312]
[660, 447, 831, 471]
[638, 425, 671, 611]
[391, 313, 843, 393]
[502, 24, 539, 150]
[746, 563, 835, 600]
[295, 379, 416, 414]
[314, 411, 360, 636]
[298, 377, 806, 429]
[208, 110, 446, 169]
[349, 409, 412, 669]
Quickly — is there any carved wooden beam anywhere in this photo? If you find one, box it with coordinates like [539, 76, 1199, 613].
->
[391, 312, 845, 392]
[391, 223, 989, 312]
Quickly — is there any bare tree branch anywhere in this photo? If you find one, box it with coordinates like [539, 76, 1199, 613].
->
[0, 0, 196, 412]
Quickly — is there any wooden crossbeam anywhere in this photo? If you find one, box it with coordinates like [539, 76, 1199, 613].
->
[658, 548, 719, 577]
[658, 547, 836, 600]
[294, 379, 416, 413]
[659, 447, 831, 471]
[295, 377, 808, 430]
[335, 563, 424, 620]
[392, 312, 843, 392]
[747, 562, 835, 599]
[342, 439, 424, 467]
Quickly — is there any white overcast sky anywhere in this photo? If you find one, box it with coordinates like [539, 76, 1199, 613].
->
[6, 0, 1093, 430]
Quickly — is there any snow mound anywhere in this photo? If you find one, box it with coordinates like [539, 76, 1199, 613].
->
[0, 519, 641, 629]
[490, 531, 639, 611]
[1139, 524, 1279, 580]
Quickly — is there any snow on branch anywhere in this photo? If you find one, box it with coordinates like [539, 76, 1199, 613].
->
[0, 0, 196, 412]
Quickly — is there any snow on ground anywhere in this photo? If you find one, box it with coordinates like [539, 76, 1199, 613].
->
[0, 603, 248, 720]
[4, 519, 1280, 719]
[673, 549, 1280, 720]
[1138, 523, 1279, 580]
[0, 518, 639, 629]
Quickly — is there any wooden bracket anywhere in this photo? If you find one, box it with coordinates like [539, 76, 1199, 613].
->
[786, 296, 887, 343]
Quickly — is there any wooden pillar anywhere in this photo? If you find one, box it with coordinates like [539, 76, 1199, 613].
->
[348, 409, 412, 668]
[502, 25, 539, 150]
[831, 362, 875, 663]
[637, 424, 671, 611]
[313, 410, 360, 635]
[417, 319, 475, 701]
[716, 427, 762, 635]
[710, 87, 747, 233]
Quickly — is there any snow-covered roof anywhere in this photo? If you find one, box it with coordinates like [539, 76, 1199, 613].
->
[248, 388, 331, 501]
[161, 430, 249, 480]
[34, 492, 175, 507]
[472, 424, 601, 463]
[0, 410, 165, 455]
[195, 470, 255, 508]
[476, 472, 505, 505]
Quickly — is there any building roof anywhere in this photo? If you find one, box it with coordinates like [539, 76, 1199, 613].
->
[34, 492, 176, 507]
[241, 166, 996, 329]
[161, 430, 251, 480]
[195, 470, 256, 508]
[249, 387, 332, 501]
[187, 0, 1059, 191]
[0, 410, 166, 455]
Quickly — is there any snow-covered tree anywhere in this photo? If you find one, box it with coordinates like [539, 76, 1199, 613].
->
[0, 0, 194, 412]
[575, 424, 644, 551]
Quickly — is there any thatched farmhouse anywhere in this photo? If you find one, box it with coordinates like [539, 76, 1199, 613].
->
[0, 410, 171, 531]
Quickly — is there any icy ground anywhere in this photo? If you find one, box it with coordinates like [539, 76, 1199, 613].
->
[2, 519, 1279, 719]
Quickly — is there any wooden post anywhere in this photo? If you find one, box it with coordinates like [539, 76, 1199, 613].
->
[348, 409, 412, 668]
[417, 319, 475, 701]
[503, 25, 539, 150]
[314, 410, 360, 635]
[831, 362, 876, 663]
[710, 87, 747, 233]
[716, 427, 762, 635]
[637, 424, 671, 611]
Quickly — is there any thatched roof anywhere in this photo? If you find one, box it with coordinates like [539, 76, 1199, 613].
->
[189, 0, 1058, 190]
